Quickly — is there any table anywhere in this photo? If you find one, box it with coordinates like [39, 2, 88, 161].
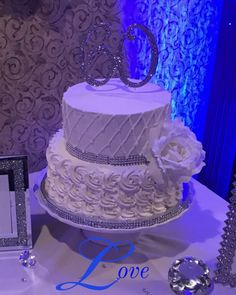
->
[0, 171, 235, 295]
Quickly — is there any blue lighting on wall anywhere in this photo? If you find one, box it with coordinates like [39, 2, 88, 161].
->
[121, 0, 221, 141]
[121, 1, 236, 200]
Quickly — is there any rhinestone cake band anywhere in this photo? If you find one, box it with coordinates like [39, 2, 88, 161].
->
[66, 142, 149, 166]
[36, 174, 193, 231]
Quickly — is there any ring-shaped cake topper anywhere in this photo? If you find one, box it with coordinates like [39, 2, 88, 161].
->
[79, 23, 159, 88]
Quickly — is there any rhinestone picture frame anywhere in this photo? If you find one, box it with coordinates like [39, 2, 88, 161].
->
[0, 156, 32, 251]
[214, 174, 236, 287]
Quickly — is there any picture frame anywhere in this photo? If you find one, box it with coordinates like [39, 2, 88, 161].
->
[214, 174, 236, 287]
[0, 155, 32, 251]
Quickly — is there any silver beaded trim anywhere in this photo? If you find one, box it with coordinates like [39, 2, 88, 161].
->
[214, 175, 236, 287]
[66, 142, 149, 166]
[36, 174, 192, 231]
[0, 156, 31, 250]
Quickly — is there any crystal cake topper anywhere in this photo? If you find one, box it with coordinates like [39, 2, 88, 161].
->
[79, 23, 158, 88]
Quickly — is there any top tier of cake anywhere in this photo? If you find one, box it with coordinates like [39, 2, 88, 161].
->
[62, 79, 171, 161]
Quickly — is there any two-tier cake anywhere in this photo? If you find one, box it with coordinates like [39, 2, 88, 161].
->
[45, 79, 205, 227]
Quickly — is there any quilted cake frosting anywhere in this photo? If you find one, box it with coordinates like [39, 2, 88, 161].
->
[62, 79, 171, 162]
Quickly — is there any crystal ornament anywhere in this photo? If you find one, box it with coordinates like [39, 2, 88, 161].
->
[214, 175, 236, 287]
[19, 250, 36, 268]
[168, 257, 212, 295]
[78, 23, 158, 88]
[21, 278, 27, 282]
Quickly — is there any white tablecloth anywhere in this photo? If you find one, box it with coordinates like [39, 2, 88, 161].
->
[0, 171, 235, 295]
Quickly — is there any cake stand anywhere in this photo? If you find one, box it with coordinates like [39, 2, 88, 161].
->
[33, 169, 193, 244]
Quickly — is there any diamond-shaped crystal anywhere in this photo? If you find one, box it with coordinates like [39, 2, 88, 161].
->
[19, 250, 36, 268]
[168, 257, 212, 295]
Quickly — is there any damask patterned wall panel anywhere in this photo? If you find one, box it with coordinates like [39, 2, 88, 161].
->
[121, 0, 221, 137]
[0, 0, 122, 171]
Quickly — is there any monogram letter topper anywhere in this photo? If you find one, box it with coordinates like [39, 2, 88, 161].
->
[78, 23, 158, 88]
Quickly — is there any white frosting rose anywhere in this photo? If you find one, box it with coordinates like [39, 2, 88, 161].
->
[151, 119, 205, 183]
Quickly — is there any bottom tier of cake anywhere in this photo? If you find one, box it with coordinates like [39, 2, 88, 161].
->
[45, 130, 183, 222]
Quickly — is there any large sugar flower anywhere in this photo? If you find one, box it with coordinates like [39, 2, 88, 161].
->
[151, 119, 205, 183]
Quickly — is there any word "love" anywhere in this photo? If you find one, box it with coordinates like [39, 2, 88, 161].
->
[56, 236, 149, 291]
[118, 266, 149, 279]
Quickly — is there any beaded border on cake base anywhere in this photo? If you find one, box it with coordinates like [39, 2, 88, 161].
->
[35, 174, 193, 231]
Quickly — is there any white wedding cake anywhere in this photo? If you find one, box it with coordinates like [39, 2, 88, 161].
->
[45, 79, 205, 226]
